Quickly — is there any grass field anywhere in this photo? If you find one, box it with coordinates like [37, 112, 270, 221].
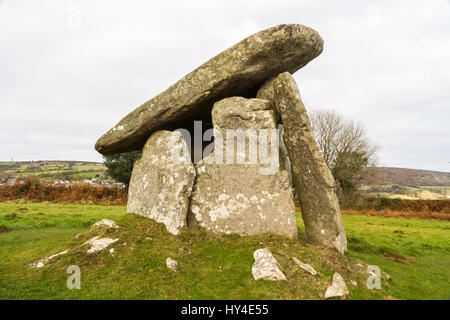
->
[0, 201, 448, 300]
[0, 161, 107, 181]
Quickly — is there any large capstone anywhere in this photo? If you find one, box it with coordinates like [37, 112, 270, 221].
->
[271, 72, 347, 254]
[95, 24, 324, 155]
[188, 97, 298, 239]
[127, 130, 196, 235]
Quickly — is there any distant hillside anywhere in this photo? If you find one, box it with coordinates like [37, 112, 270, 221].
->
[360, 167, 449, 200]
[370, 167, 450, 187]
[0, 160, 107, 181]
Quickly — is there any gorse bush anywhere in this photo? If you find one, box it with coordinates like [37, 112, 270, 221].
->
[342, 209, 449, 221]
[0, 177, 127, 205]
[345, 197, 450, 213]
[340, 197, 450, 220]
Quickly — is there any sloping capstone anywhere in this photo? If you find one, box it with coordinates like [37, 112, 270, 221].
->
[269, 72, 347, 254]
[127, 130, 196, 235]
[95, 24, 324, 155]
[189, 97, 297, 239]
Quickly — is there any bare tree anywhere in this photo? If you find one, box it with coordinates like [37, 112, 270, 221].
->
[310, 109, 378, 194]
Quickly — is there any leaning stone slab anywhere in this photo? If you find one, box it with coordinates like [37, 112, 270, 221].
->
[272, 72, 347, 254]
[95, 24, 324, 155]
[127, 130, 196, 235]
[325, 273, 349, 299]
[189, 97, 298, 239]
[252, 248, 286, 281]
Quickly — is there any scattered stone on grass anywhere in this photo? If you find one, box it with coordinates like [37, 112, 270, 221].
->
[29, 250, 68, 268]
[292, 257, 317, 276]
[93, 219, 119, 229]
[324, 273, 349, 299]
[252, 248, 286, 281]
[86, 238, 119, 254]
[166, 257, 179, 272]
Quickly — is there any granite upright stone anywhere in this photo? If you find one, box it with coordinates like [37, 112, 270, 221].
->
[272, 72, 347, 254]
[127, 130, 196, 235]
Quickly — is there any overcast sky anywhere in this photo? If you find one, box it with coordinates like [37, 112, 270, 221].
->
[1, 0, 449, 172]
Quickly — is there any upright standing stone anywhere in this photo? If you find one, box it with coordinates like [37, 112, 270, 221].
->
[95, 24, 324, 155]
[127, 130, 196, 235]
[258, 84, 296, 202]
[272, 72, 347, 254]
[189, 97, 298, 239]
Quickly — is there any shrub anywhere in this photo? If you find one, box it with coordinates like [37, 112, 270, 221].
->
[0, 177, 127, 205]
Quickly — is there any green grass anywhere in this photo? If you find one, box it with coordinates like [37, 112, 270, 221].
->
[0, 201, 448, 300]
[72, 171, 105, 179]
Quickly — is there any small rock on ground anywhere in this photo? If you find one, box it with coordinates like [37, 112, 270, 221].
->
[166, 257, 178, 272]
[252, 248, 286, 281]
[29, 250, 68, 268]
[87, 238, 119, 254]
[93, 219, 119, 229]
[292, 257, 317, 276]
[325, 273, 349, 299]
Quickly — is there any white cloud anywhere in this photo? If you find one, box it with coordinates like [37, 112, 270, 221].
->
[0, 0, 449, 171]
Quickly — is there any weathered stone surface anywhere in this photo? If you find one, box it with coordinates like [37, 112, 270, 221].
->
[256, 77, 280, 123]
[93, 219, 119, 229]
[252, 248, 286, 281]
[189, 97, 297, 239]
[292, 257, 317, 276]
[86, 238, 119, 254]
[258, 78, 296, 199]
[83, 236, 100, 245]
[95, 24, 324, 155]
[166, 257, 178, 272]
[256, 77, 276, 102]
[325, 273, 349, 299]
[272, 72, 347, 254]
[29, 250, 68, 268]
[127, 130, 196, 235]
